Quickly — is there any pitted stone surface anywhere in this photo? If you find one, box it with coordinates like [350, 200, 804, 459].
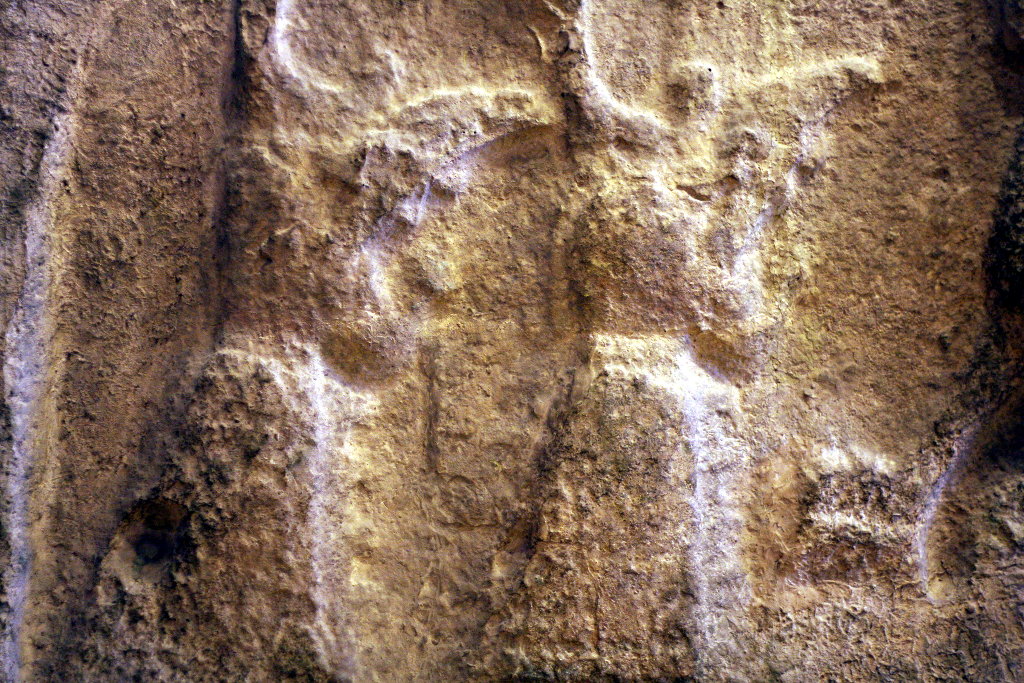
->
[3, 0, 1024, 680]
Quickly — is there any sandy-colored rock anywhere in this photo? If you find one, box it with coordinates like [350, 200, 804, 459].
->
[3, 0, 1024, 680]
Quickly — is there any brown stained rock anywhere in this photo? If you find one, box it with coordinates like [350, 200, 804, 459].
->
[2, 0, 1024, 680]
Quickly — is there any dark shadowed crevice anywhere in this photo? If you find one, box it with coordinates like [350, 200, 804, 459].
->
[987, 124, 1024, 309]
[121, 498, 193, 574]
[210, 0, 252, 338]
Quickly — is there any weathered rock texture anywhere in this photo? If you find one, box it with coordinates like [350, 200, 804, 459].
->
[4, 0, 1024, 680]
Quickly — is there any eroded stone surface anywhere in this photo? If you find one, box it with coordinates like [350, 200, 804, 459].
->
[3, 0, 1024, 680]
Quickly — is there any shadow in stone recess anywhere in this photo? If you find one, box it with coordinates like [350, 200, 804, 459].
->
[109, 498, 192, 582]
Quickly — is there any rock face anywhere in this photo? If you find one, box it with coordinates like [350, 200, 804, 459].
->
[3, 0, 1024, 680]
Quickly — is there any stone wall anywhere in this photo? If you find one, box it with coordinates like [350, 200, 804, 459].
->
[2, 0, 1024, 680]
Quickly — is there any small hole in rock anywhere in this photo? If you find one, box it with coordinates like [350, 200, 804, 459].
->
[121, 498, 191, 570]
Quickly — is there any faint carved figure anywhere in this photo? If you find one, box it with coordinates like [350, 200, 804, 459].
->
[83, 0, 885, 679]
[495, 4, 882, 678]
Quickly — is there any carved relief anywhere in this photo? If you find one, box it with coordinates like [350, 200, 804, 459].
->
[44, 0, 1020, 680]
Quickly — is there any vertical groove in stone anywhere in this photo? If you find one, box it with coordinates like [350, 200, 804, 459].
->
[211, 0, 249, 336]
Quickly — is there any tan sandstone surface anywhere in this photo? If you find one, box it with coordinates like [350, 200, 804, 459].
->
[3, 0, 1024, 680]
